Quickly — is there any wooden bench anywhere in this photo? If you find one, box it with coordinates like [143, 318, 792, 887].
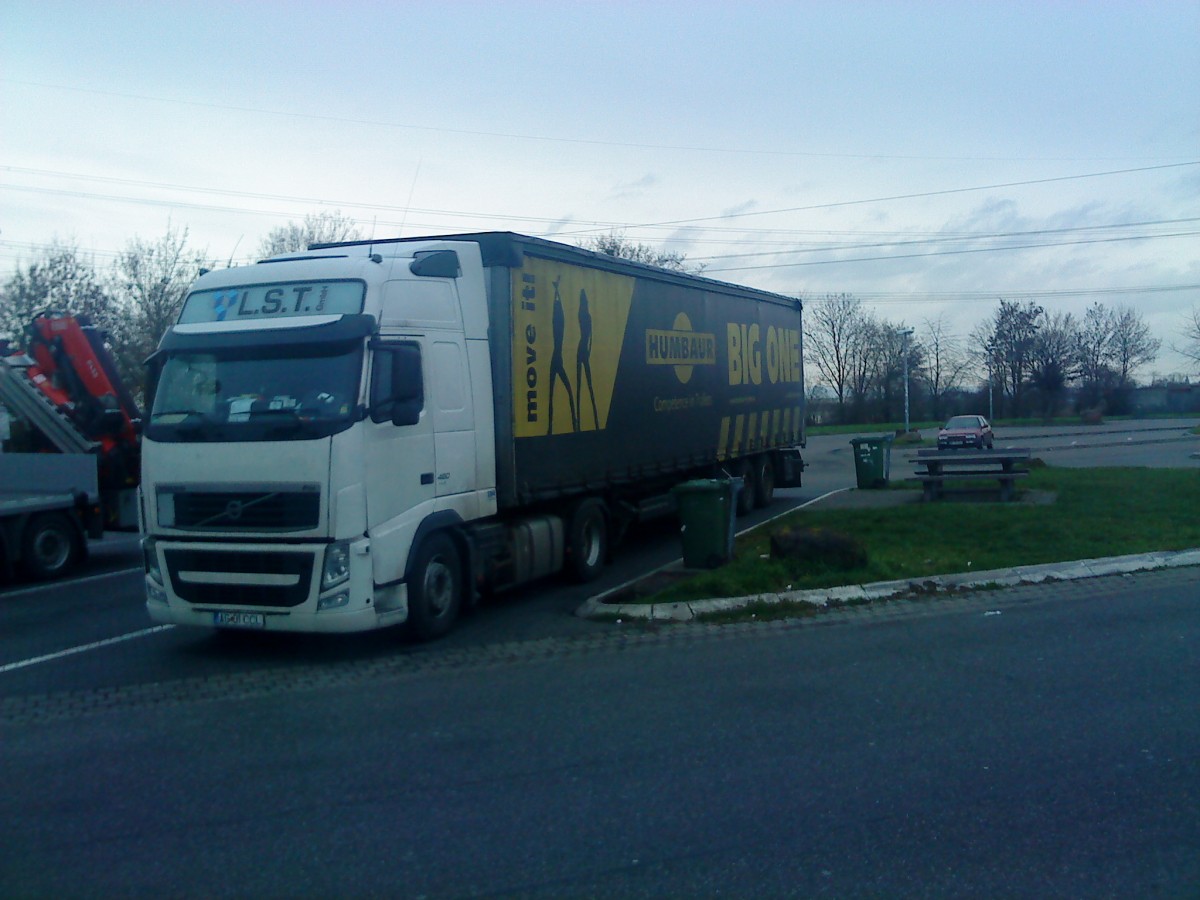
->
[914, 449, 1031, 502]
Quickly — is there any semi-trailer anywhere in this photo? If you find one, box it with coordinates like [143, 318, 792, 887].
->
[141, 232, 805, 638]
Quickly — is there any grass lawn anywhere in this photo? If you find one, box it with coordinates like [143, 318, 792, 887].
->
[646, 466, 1200, 605]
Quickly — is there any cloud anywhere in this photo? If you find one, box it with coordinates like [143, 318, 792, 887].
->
[607, 174, 659, 201]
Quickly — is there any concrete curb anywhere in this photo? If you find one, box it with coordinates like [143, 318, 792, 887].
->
[575, 549, 1200, 623]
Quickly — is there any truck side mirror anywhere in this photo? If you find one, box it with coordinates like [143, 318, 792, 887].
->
[369, 341, 423, 426]
[143, 350, 164, 413]
[389, 344, 423, 426]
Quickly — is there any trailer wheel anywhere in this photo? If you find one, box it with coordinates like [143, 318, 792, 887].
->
[753, 455, 776, 508]
[566, 498, 608, 583]
[21, 513, 81, 580]
[406, 533, 462, 641]
[734, 459, 756, 517]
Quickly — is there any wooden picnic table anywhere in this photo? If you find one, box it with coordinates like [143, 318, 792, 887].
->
[913, 448, 1031, 501]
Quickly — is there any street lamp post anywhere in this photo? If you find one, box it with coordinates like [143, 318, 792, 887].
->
[899, 328, 914, 434]
[985, 342, 995, 421]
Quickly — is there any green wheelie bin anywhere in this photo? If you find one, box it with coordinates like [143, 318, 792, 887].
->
[673, 478, 741, 569]
[850, 435, 894, 488]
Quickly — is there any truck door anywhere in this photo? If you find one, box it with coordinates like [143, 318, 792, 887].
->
[362, 339, 435, 584]
[428, 338, 475, 498]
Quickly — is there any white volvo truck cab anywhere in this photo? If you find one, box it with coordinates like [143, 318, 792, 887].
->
[142, 242, 497, 638]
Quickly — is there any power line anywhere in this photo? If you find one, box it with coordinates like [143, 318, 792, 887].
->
[564, 162, 1200, 234]
[5, 167, 1197, 257]
[8, 77, 1191, 164]
[832, 285, 1200, 304]
[691, 218, 1200, 262]
[706, 231, 1200, 272]
[0, 165, 620, 229]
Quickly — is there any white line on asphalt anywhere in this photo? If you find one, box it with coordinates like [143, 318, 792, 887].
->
[734, 487, 852, 537]
[0, 625, 175, 675]
[0, 566, 143, 600]
[589, 488, 854, 606]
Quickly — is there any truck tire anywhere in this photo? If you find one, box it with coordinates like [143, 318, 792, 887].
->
[406, 533, 462, 641]
[734, 459, 756, 517]
[753, 455, 776, 508]
[21, 512, 81, 580]
[566, 498, 608, 583]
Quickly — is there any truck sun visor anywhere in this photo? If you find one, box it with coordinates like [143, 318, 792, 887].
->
[159, 313, 377, 353]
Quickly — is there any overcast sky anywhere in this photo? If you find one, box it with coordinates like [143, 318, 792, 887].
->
[3, 1, 1198, 377]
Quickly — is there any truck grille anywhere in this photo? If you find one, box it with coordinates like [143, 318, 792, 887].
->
[164, 548, 315, 608]
[159, 486, 321, 532]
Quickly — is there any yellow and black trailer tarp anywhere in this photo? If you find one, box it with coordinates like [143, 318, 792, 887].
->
[451, 233, 802, 508]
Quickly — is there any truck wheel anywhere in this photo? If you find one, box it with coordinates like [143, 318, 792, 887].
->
[753, 455, 776, 508]
[21, 513, 81, 580]
[566, 498, 608, 583]
[406, 533, 462, 641]
[734, 459, 756, 517]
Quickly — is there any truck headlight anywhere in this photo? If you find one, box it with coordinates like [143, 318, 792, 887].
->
[143, 538, 163, 586]
[321, 541, 351, 591]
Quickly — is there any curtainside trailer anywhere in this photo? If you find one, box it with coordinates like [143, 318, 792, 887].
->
[141, 232, 804, 638]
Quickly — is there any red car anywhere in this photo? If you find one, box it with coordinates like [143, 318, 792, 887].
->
[938, 415, 994, 450]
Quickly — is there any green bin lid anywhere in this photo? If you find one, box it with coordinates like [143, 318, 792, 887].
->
[672, 478, 730, 493]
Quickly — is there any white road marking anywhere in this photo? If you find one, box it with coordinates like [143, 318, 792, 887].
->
[0, 566, 143, 600]
[0, 624, 175, 675]
[591, 488, 854, 605]
[735, 487, 851, 537]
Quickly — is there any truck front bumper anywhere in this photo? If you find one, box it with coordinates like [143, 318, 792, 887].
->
[143, 536, 406, 634]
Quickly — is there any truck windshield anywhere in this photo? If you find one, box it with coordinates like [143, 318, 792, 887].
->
[147, 343, 363, 442]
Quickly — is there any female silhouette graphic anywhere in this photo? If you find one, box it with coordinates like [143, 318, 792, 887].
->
[576, 289, 598, 430]
[547, 277, 578, 433]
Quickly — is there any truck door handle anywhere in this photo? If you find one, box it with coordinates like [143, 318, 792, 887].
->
[421, 473, 434, 485]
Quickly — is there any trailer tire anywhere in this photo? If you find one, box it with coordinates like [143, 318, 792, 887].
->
[566, 498, 608, 583]
[753, 455, 776, 508]
[734, 459, 756, 517]
[406, 533, 462, 642]
[21, 513, 81, 581]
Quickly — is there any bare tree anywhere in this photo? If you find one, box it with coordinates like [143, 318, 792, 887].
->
[1179, 306, 1200, 369]
[580, 230, 703, 273]
[919, 315, 969, 421]
[1109, 304, 1159, 386]
[976, 299, 1044, 418]
[804, 293, 867, 419]
[1077, 302, 1116, 409]
[1028, 311, 1081, 419]
[109, 224, 208, 401]
[257, 210, 364, 258]
[0, 240, 117, 343]
[1077, 302, 1158, 412]
[848, 313, 917, 423]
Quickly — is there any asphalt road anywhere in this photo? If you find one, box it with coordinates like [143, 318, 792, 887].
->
[3, 567, 1197, 897]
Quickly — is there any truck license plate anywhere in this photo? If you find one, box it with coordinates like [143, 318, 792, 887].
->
[213, 611, 265, 629]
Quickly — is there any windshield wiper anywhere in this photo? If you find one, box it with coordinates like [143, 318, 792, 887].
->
[151, 409, 211, 421]
[149, 409, 221, 441]
[250, 407, 315, 437]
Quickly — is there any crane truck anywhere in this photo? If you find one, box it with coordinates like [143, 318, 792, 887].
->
[0, 313, 141, 579]
[140, 233, 805, 638]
